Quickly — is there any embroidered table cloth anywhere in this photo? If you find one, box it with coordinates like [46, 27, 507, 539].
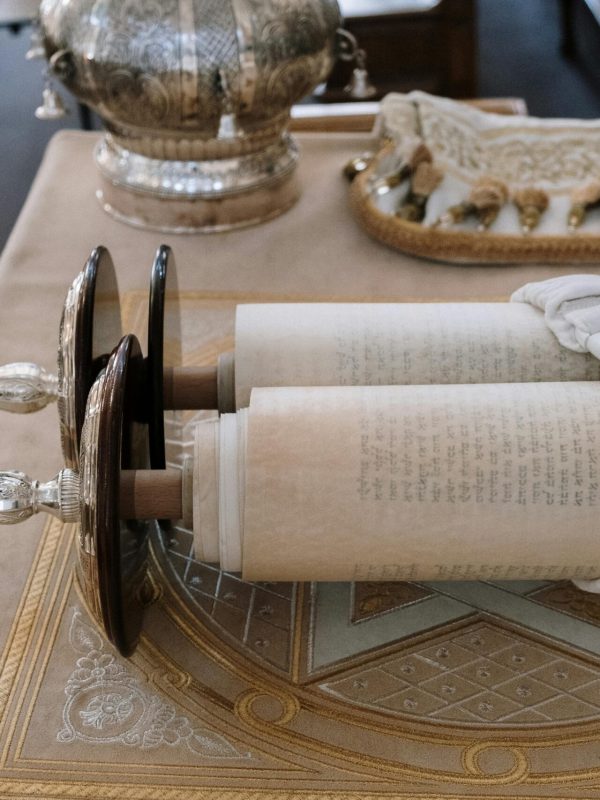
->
[1, 131, 600, 798]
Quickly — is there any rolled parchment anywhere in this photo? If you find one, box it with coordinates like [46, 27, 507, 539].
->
[193, 383, 600, 583]
[223, 303, 600, 410]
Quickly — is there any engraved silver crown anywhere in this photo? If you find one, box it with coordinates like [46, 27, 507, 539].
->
[38, 0, 344, 230]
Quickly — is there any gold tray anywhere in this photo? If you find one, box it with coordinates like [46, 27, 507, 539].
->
[349, 92, 600, 265]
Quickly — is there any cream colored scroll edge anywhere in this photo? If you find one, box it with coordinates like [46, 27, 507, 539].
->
[193, 418, 220, 563]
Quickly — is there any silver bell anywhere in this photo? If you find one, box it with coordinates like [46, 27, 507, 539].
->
[344, 49, 377, 100]
[25, 28, 45, 60]
[35, 87, 68, 121]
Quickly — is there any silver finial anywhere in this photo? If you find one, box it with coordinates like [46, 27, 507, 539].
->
[35, 86, 68, 121]
[0, 363, 59, 413]
[0, 470, 80, 525]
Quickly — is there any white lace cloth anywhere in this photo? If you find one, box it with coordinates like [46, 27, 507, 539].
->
[374, 92, 600, 234]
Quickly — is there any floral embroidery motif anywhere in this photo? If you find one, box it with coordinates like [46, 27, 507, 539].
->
[80, 692, 135, 729]
[58, 609, 251, 759]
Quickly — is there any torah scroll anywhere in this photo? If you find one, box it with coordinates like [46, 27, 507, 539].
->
[194, 383, 600, 582]
[218, 303, 600, 411]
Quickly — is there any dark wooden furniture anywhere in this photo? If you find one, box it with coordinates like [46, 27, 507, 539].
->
[290, 97, 527, 133]
[560, 0, 600, 86]
[322, 0, 477, 101]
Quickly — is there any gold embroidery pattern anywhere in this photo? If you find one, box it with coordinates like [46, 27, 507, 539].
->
[420, 104, 600, 188]
[318, 620, 600, 726]
[235, 688, 300, 727]
[0, 519, 64, 720]
[380, 94, 600, 189]
[351, 581, 434, 623]
[462, 742, 530, 785]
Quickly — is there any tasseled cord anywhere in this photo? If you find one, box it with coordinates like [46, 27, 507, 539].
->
[568, 180, 600, 233]
[396, 161, 444, 222]
[438, 176, 508, 231]
[512, 187, 549, 235]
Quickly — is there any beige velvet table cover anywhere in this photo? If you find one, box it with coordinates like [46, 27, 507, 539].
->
[2, 131, 600, 798]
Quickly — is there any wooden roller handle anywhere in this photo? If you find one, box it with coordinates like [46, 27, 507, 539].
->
[162, 365, 218, 410]
[120, 470, 183, 519]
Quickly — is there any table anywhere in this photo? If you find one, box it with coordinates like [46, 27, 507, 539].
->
[2, 130, 600, 798]
[5, 129, 589, 307]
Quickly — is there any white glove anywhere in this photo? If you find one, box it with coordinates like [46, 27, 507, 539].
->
[512, 275, 600, 359]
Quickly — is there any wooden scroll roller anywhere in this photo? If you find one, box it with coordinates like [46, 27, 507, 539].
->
[5, 258, 600, 467]
[3, 334, 600, 657]
[0, 245, 217, 470]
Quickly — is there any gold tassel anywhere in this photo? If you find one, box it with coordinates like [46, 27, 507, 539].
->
[376, 143, 432, 194]
[470, 177, 509, 231]
[512, 187, 549, 234]
[568, 180, 600, 232]
[396, 162, 444, 222]
[408, 143, 433, 172]
[438, 176, 507, 230]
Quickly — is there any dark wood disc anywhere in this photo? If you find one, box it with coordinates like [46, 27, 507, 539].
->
[147, 244, 180, 469]
[93, 334, 150, 656]
[60, 246, 121, 467]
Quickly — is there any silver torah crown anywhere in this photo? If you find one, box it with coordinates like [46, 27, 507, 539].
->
[36, 0, 344, 232]
[0, 363, 58, 413]
[0, 470, 80, 525]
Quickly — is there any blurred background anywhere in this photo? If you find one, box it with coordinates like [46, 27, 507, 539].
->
[2, 0, 600, 251]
